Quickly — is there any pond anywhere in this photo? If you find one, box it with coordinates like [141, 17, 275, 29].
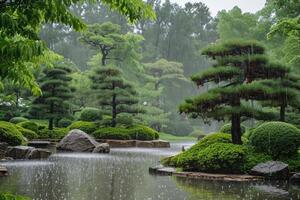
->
[0, 142, 299, 200]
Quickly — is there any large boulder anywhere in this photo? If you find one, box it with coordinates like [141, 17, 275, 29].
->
[250, 161, 289, 180]
[290, 173, 300, 185]
[93, 143, 110, 154]
[0, 142, 8, 159]
[57, 129, 99, 152]
[6, 146, 51, 160]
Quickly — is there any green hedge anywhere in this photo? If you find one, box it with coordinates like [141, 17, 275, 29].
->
[79, 107, 102, 122]
[38, 128, 68, 139]
[0, 193, 31, 200]
[68, 121, 97, 134]
[93, 125, 159, 141]
[0, 121, 25, 146]
[9, 117, 29, 124]
[249, 121, 300, 159]
[58, 118, 73, 128]
[220, 123, 246, 134]
[17, 121, 39, 133]
[16, 126, 38, 140]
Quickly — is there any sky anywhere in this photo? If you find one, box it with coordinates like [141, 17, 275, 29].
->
[171, 0, 266, 16]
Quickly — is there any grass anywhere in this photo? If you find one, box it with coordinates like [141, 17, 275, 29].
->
[159, 132, 196, 141]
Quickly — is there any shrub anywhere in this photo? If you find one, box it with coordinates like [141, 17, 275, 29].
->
[0, 121, 25, 146]
[249, 121, 300, 159]
[0, 193, 31, 200]
[283, 153, 300, 172]
[58, 118, 73, 128]
[79, 107, 102, 122]
[93, 128, 131, 140]
[116, 114, 133, 127]
[128, 125, 159, 140]
[242, 148, 272, 172]
[17, 121, 39, 133]
[220, 123, 246, 134]
[9, 117, 29, 124]
[68, 121, 97, 134]
[16, 126, 38, 140]
[38, 128, 68, 139]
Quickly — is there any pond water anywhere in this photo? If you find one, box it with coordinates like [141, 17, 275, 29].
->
[0, 142, 299, 200]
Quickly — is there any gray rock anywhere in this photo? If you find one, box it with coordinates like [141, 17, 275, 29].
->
[28, 141, 51, 148]
[290, 173, 300, 185]
[149, 164, 176, 176]
[0, 165, 8, 176]
[93, 143, 110, 153]
[27, 148, 52, 159]
[0, 142, 8, 159]
[6, 146, 34, 160]
[57, 129, 99, 152]
[250, 161, 289, 180]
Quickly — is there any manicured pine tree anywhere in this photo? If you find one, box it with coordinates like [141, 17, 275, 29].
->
[180, 40, 288, 144]
[30, 61, 74, 130]
[90, 67, 139, 127]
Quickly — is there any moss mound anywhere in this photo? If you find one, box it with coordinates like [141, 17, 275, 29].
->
[0, 121, 25, 146]
[68, 121, 97, 134]
[17, 121, 39, 133]
[249, 121, 300, 159]
[220, 123, 246, 134]
[9, 117, 29, 124]
[38, 128, 69, 139]
[57, 118, 73, 128]
[16, 126, 38, 140]
[79, 107, 102, 122]
[93, 128, 131, 140]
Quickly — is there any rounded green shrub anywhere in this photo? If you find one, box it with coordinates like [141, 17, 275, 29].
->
[116, 114, 133, 127]
[93, 128, 131, 140]
[9, 117, 29, 124]
[16, 126, 38, 140]
[128, 125, 159, 140]
[0, 121, 25, 145]
[58, 118, 73, 128]
[68, 121, 97, 134]
[38, 128, 68, 139]
[79, 107, 102, 122]
[220, 123, 246, 134]
[249, 121, 300, 159]
[17, 121, 39, 133]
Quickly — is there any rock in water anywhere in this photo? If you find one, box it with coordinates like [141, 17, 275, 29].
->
[27, 148, 52, 159]
[6, 146, 34, 160]
[57, 129, 99, 152]
[93, 143, 110, 153]
[250, 161, 289, 180]
[0, 165, 8, 176]
[290, 173, 300, 185]
[0, 142, 8, 159]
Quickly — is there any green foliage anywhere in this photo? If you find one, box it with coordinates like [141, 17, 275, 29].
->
[17, 121, 39, 133]
[163, 120, 193, 136]
[38, 128, 68, 139]
[93, 128, 131, 140]
[283, 153, 300, 172]
[220, 123, 246, 135]
[9, 117, 29, 124]
[242, 148, 273, 172]
[16, 126, 38, 140]
[189, 129, 205, 138]
[0, 121, 25, 146]
[93, 125, 158, 140]
[0, 193, 31, 200]
[116, 114, 133, 127]
[68, 121, 97, 134]
[80, 107, 103, 122]
[250, 121, 300, 159]
[57, 118, 73, 128]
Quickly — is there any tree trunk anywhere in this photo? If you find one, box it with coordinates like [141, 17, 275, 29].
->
[111, 94, 117, 127]
[280, 104, 286, 122]
[49, 118, 54, 130]
[231, 113, 242, 144]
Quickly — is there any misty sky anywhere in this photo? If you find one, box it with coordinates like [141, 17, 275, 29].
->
[170, 0, 266, 16]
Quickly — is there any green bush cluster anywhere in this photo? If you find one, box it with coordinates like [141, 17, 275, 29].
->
[68, 121, 97, 134]
[0, 121, 26, 146]
[9, 117, 29, 124]
[220, 123, 246, 134]
[16, 126, 38, 140]
[249, 121, 300, 159]
[79, 107, 102, 122]
[93, 125, 159, 140]
[57, 118, 73, 128]
[116, 114, 133, 127]
[0, 193, 31, 200]
[17, 121, 39, 133]
[38, 128, 69, 139]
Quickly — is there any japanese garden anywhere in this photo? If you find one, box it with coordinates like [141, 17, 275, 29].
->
[0, 0, 300, 199]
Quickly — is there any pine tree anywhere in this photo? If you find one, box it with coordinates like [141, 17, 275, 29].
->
[30, 61, 74, 130]
[90, 67, 139, 127]
[180, 40, 288, 144]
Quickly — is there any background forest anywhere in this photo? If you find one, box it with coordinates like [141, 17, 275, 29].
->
[1, 0, 300, 137]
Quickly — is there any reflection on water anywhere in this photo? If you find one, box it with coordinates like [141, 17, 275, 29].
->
[0, 142, 299, 200]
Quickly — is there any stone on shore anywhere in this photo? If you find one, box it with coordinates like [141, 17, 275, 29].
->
[0, 165, 8, 176]
[57, 129, 99, 152]
[6, 146, 51, 160]
[93, 143, 110, 153]
[250, 161, 289, 180]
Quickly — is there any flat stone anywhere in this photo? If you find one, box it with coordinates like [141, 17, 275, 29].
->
[290, 173, 300, 185]
[57, 129, 99, 152]
[0, 165, 8, 176]
[93, 143, 110, 154]
[97, 140, 136, 148]
[149, 165, 176, 176]
[152, 140, 170, 148]
[27, 148, 52, 159]
[28, 141, 51, 148]
[136, 141, 154, 148]
[250, 161, 289, 180]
